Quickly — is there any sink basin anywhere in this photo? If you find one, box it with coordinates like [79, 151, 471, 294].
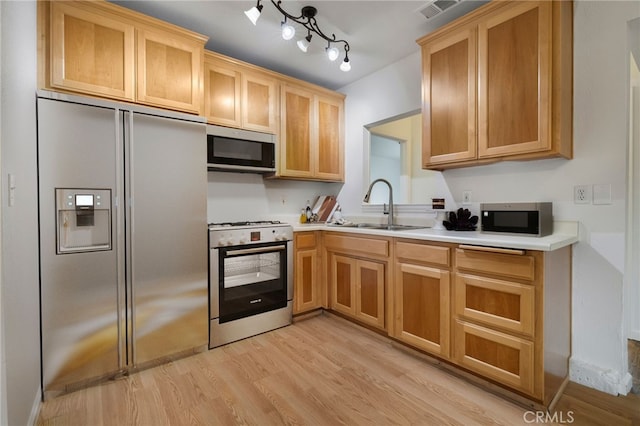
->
[332, 223, 429, 231]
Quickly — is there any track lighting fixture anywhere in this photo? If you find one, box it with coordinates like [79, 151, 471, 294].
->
[244, 0, 351, 72]
[281, 17, 295, 40]
[297, 32, 312, 53]
[244, 1, 263, 26]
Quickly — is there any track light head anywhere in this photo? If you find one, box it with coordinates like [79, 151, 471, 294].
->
[244, 1, 263, 25]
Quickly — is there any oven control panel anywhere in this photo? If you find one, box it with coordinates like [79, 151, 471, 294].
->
[209, 225, 293, 248]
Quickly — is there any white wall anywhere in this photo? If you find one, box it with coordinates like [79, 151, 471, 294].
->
[339, 1, 639, 395]
[0, 1, 42, 424]
[206, 172, 342, 223]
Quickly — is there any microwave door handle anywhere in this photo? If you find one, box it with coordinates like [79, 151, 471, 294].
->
[226, 245, 286, 257]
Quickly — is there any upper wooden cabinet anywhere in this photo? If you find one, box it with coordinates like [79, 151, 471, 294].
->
[204, 53, 278, 133]
[49, 2, 135, 100]
[418, 0, 573, 170]
[136, 27, 203, 114]
[279, 84, 345, 182]
[40, 1, 207, 114]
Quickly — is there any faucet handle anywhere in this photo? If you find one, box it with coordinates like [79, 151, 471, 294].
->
[383, 203, 389, 214]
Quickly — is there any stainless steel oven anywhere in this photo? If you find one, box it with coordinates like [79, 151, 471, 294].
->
[209, 221, 293, 348]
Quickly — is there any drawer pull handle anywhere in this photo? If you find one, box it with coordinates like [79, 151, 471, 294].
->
[459, 245, 525, 256]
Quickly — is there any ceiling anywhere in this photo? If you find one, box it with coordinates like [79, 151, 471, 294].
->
[111, 0, 489, 91]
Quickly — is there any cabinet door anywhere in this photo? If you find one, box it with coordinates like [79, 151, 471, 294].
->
[422, 27, 477, 166]
[394, 263, 450, 357]
[280, 86, 315, 178]
[355, 260, 385, 329]
[454, 320, 534, 395]
[294, 248, 319, 314]
[242, 72, 278, 134]
[137, 28, 203, 114]
[50, 2, 135, 100]
[204, 62, 241, 128]
[330, 254, 356, 316]
[455, 273, 534, 336]
[477, 1, 552, 158]
[315, 95, 344, 182]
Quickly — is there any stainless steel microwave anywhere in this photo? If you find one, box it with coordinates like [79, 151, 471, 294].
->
[207, 124, 276, 173]
[480, 202, 553, 237]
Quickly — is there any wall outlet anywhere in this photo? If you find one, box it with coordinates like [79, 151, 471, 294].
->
[462, 190, 472, 205]
[574, 185, 591, 204]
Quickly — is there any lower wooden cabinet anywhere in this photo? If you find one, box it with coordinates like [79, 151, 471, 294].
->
[325, 233, 389, 330]
[312, 231, 571, 406]
[453, 320, 534, 395]
[455, 273, 535, 336]
[393, 241, 451, 358]
[293, 232, 322, 314]
[330, 254, 385, 329]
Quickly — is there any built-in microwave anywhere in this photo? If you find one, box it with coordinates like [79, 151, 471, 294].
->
[480, 202, 553, 237]
[207, 124, 276, 173]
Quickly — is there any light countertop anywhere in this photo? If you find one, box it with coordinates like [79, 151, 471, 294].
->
[292, 221, 579, 252]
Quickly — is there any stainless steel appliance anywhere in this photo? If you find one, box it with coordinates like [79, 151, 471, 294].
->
[37, 91, 208, 399]
[480, 202, 553, 237]
[207, 124, 276, 173]
[208, 221, 293, 348]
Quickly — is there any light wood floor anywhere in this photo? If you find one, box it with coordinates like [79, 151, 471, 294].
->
[37, 313, 640, 426]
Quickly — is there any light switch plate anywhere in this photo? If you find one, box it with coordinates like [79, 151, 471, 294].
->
[593, 184, 612, 205]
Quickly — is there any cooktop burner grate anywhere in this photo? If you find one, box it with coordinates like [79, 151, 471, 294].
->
[208, 220, 283, 228]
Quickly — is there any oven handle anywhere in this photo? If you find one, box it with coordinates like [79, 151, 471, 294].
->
[225, 245, 286, 257]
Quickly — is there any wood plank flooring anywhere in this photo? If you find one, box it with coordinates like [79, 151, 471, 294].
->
[36, 313, 640, 426]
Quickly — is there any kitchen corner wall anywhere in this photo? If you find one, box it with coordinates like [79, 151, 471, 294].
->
[339, 0, 640, 396]
[0, 1, 42, 425]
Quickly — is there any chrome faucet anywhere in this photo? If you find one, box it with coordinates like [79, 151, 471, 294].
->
[363, 178, 394, 227]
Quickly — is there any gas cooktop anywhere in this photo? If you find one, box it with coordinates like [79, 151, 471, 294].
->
[208, 220, 283, 228]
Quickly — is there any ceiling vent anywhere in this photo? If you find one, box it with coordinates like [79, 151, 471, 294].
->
[418, 0, 462, 20]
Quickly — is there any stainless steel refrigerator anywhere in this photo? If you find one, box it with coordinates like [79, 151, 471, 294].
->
[37, 91, 208, 399]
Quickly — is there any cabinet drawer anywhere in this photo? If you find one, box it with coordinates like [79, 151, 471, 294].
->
[295, 232, 317, 249]
[454, 320, 534, 395]
[395, 241, 450, 267]
[455, 273, 534, 336]
[324, 234, 388, 257]
[455, 246, 535, 281]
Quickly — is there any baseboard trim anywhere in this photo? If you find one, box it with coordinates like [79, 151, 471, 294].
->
[28, 388, 41, 426]
[569, 357, 633, 395]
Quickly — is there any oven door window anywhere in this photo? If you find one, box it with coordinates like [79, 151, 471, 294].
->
[218, 242, 287, 323]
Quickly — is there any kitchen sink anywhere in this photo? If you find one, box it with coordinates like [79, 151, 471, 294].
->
[332, 223, 429, 231]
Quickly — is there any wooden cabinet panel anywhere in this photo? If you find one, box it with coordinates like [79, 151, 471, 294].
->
[242, 73, 278, 133]
[136, 28, 203, 113]
[454, 320, 534, 395]
[395, 241, 450, 267]
[355, 260, 385, 329]
[294, 232, 321, 314]
[50, 2, 134, 100]
[204, 64, 241, 127]
[455, 247, 535, 281]
[331, 254, 356, 316]
[316, 96, 344, 181]
[394, 263, 450, 357]
[455, 273, 534, 336]
[478, 1, 551, 158]
[422, 27, 476, 166]
[280, 86, 314, 178]
[324, 234, 389, 258]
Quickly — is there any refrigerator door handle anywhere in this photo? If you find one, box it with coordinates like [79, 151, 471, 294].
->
[124, 110, 137, 367]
